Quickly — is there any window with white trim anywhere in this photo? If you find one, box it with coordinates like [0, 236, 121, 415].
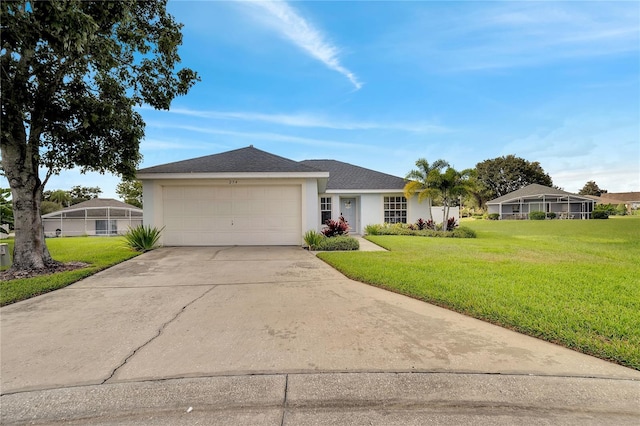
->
[320, 197, 332, 224]
[384, 196, 407, 223]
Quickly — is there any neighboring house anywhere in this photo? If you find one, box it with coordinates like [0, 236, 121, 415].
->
[42, 198, 143, 237]
[598, 192, 640, 213]
[487, 184, 595, 220]
[137, 146, 455, 246]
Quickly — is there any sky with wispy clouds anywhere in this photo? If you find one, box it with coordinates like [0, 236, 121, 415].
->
[47, 0, 639, 197]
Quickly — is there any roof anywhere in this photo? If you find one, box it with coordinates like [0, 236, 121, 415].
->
[487, 184, 594, 204]
[42, 198, 142, 219]
[599, 192, 640, 203]
[582, 195, 628, 205]
[299, 159, 406, 190]
[137, 146, 322, 174]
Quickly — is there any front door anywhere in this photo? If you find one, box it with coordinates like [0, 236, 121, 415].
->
[340, 198, 357, 232]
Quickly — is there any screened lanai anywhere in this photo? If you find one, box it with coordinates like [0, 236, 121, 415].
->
[42, 198, 142, 237]
[486, 184, 595, 220]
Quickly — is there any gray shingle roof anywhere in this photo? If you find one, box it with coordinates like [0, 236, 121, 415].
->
[300, 159, 406, 190]
[487, 184, 592, 204]
[42, 198, 142, 218]
[137, 146, 322, 174]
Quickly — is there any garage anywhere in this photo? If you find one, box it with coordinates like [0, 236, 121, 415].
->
[162, 185, 302, 246]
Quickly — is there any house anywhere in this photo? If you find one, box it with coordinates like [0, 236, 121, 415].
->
[598, 192, 640, 213]
[137, 146, 455, 246]
[42, 198, 143, 237]
[486, 184, 595, 220]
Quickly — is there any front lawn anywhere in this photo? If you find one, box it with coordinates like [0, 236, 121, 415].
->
[318, 217, 640, 370]
[0, 237, 140, 306]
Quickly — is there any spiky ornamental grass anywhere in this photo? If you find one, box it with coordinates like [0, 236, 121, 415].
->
[123, 225, 164, 252]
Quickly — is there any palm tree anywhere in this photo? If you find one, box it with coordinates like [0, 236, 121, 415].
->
[404, 158, 449, 223]
[48, 190, 71, 207]
[430, 167, 473, 230]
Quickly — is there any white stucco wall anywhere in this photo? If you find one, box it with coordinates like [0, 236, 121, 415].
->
[430, 206, 460, 225]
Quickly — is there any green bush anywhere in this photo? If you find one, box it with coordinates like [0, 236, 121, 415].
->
[316, 235, 359, 251]
[594, 203, 616, 216]
[529, 211, 546, 220]
[547, 212, 556, 219]
[593, 210, 609, 219]
[451, 226, 477, 238]
[303, 230, 324, 250]
[124, 225, 164, 252]
[360, 223, 475, 238]
[487, 213, 500, 220]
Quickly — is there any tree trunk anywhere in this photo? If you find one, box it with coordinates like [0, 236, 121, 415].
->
[1, 128, 56, 271]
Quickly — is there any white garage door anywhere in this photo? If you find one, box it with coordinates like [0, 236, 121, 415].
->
[162, 185, 301, 246]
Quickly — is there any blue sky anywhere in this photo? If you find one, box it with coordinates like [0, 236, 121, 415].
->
[47, 0, 639, 198]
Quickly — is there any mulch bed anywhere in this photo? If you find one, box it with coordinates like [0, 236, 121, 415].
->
[0, 262, 90, 281]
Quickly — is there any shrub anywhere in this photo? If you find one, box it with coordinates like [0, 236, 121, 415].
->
[303, 230, 324, 250]
[529, 211, 546, 220]
[616, 204, 627, 216]
[444, 217, 458, 231]
[361, 223, 475, 238]
[547, 212, 556, 219]
[322, 216, 349, 237]
[415, 218, 426, 230]
[593, 210, 609, 219]
[594, 203, 616, 216]
[488, 213, 500, 220]
[365, 224, 382, 235]
[451, 226, 477, 238]
[316, 235, 359, 251]
[124, 225, 164, 252]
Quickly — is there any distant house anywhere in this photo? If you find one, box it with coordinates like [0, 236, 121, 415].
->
[486, 184, 595, 220]
[42, 198, 143, 237]
[598, 192, 640, 213]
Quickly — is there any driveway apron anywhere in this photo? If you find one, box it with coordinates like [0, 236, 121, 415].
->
[2, 246, 639, 423]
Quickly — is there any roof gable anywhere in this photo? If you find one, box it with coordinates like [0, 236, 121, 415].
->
[300, 159, 406, 191]
[487, 184, 592, 204]
[137, 146, 321, 174]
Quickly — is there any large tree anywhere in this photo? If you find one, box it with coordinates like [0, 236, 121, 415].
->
[68, 185, 101, 205]
[1, 1, 198, 270]
[578, 181, 607, 197]
[116, 179, 143, 208]
[475, 155, 553, 199]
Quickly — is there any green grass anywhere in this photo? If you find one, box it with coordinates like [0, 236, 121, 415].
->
[0, 237, 140, 306]
[318, 217, 640, 370]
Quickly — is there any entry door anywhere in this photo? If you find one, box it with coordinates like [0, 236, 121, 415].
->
[340, 198, 357, 232]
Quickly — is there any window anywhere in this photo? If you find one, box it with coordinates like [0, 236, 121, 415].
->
[384, 196, 407, 223]
[96, 220, 117, 235]
[320, 197, 332, 224]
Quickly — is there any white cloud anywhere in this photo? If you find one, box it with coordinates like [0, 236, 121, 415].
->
[161, 107, 449, 133]
[146, 121, 376, 151]
[241, 0, 362, 89]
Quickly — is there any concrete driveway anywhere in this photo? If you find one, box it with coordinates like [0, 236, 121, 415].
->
[2, 246, 639, 424]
